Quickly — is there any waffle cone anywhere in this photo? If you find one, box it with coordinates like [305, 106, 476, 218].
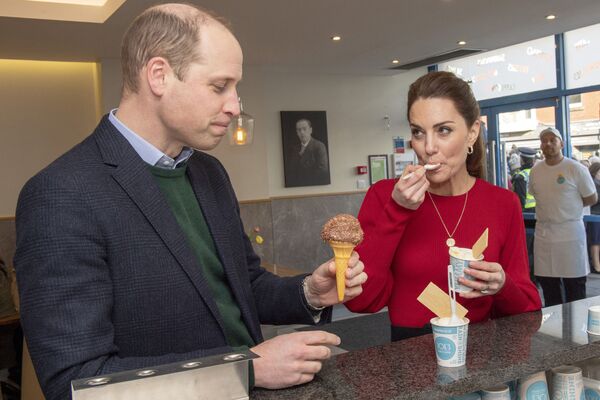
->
[328, 241, 356, 301]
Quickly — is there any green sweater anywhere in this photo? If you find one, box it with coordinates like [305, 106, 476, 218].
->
[149, 165, 254, 349]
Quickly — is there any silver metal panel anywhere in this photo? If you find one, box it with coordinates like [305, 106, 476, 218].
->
[72, 350, 257, 400]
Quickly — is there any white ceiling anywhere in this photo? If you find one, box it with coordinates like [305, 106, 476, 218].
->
[1, 0, 600, 75]
[0, 0, 125, 23]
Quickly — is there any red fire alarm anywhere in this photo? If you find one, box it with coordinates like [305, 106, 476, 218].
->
[356, 165, 367, 175]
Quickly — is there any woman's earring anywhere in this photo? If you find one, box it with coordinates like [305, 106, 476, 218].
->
[467, 146, 474, 155]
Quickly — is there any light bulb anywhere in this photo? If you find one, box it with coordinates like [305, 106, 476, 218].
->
[227, 99, 254, 146]
[235, 127, 247, 145]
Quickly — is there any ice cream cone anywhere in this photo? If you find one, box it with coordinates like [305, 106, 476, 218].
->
[329, 240, 355, 301]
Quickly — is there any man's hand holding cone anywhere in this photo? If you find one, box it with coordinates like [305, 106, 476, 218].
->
[304, 252, 367, 307]
[301, 214, 367, 307]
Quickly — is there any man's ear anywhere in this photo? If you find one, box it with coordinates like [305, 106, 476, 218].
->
[145, 57, 170, 96]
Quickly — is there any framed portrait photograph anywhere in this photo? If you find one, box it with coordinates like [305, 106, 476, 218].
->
[280, 111, 331, 188]
[368, 154, 389, 185]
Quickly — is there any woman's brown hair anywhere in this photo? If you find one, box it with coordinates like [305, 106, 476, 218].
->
[407, 71, 484, 179]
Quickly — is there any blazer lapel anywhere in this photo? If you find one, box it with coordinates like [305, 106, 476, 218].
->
[186, 161, 262, 342]
[93, 118, 228, 337]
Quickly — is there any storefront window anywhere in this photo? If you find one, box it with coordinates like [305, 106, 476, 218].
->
[438, 36, 557, 101]
[564, 23, 600, 90]
[569, 91, 600, 160]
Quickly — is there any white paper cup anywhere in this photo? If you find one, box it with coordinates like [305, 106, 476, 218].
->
[449, 247, 484, 293]
[480, 384, 511, 400]
[552, 365, 585, 400]
[588, 306, 600, 335]
[584, 377, 600, 400]
[431, 316, 469, 367]
[517, 371, 550, 400]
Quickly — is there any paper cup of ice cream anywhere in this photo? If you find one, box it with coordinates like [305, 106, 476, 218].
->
[430, 316, 469, 368]
[449, 247, 484, 293]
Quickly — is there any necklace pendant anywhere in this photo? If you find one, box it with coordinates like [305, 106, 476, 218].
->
[446, 238, 455, 247]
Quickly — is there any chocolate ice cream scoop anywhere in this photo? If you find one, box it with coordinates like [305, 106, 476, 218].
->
[321, 214, 363, 245]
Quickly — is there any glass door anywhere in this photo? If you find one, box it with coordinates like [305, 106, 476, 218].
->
[482, 98, 558, 188]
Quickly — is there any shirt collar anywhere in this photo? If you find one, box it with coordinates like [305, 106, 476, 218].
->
[108, 109, 193, 169]
[300, 138, 312, 148]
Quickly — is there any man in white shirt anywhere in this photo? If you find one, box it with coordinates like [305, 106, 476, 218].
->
[529, 127, 598, 306]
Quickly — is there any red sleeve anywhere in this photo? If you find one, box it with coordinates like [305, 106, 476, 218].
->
[492, 192, 542, 316]
[345, 180, 415, 313]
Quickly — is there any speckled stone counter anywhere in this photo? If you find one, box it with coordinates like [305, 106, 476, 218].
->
[253, 296, 600, 399]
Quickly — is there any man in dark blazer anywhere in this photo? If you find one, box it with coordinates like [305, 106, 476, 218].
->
[14, 4, 366, 400]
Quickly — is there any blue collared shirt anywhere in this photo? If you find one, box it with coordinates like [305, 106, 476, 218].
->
[108, 109, 193, 169]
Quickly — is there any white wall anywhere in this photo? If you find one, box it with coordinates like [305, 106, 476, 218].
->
[238, 68, 425, 199]
[100, 58, 425, 201]
[0, 60, 101, 216]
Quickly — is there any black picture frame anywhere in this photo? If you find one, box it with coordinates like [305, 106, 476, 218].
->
[368, 154, 389, 185]
[280, 111, 331, 187]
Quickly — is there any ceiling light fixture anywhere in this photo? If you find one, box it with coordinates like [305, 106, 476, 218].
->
[331, 35, 341, 41]
[392, 59, 400, 64]
[26, 0, 108, 5]
[457, 40, 467, 46]
[228, 98, 254, 146]
[545, 14, 556, 20]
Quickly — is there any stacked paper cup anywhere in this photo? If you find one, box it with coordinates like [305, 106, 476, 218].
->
[552, 366, 585, 400]
[517, 371, 549, 399]
[480, 384, 511, 400]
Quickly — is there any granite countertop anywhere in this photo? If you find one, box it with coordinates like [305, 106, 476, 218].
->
[253, 296, 600, 399]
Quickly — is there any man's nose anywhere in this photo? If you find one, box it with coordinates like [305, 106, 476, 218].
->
[224, 92, 241, 117]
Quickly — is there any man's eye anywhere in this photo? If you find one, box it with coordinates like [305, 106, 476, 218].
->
[212, 84, 226, 92]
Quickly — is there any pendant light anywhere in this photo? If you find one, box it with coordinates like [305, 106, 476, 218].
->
[228, 98, 254, 146]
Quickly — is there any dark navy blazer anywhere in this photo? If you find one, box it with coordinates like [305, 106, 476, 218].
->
[14, 116, 329, 400]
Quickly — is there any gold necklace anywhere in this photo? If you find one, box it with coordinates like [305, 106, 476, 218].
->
[427, 191, 468, 247]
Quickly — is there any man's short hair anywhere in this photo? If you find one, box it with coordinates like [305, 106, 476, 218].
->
[121, 4, 232, 93]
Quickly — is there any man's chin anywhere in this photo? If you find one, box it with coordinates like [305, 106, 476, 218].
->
[186, 135, 225, 152]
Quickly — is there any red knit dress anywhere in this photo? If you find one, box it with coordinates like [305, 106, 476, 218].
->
[345, 178, 542, 328]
